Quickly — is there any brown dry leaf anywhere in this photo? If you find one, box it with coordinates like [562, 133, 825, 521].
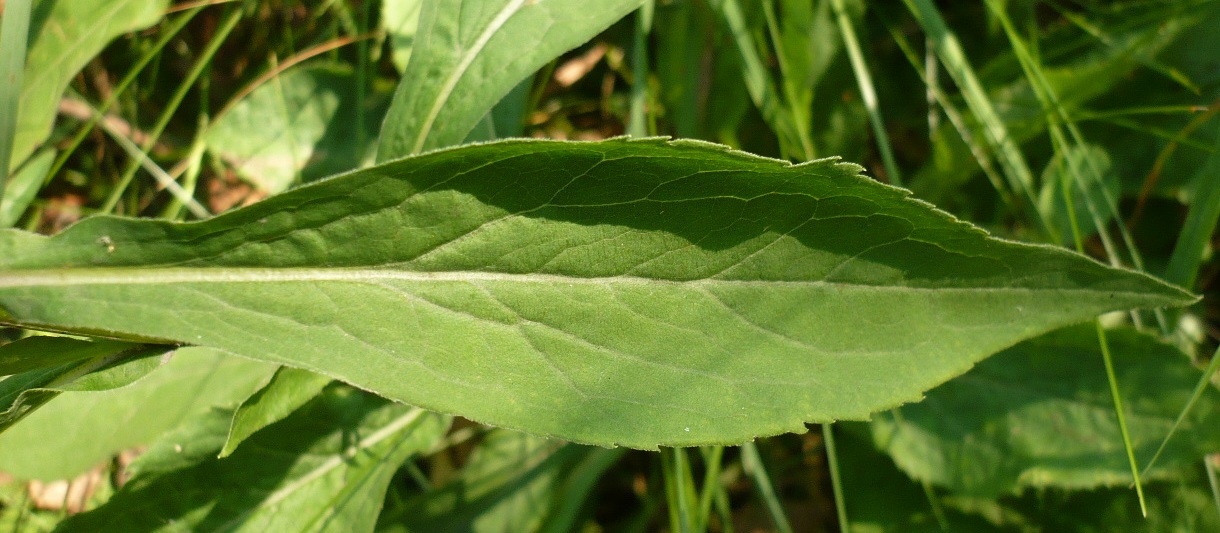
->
[553, 43, 607, 87]
[27, 466, 105, 514]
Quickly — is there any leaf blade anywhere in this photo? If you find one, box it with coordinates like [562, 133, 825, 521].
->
[0, 138, 1195, 448]
[375, 0, 643, 159]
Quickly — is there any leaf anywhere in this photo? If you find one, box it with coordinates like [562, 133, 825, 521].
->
[0, 340, 171, 437]
[1037, 145, 1119, 247]
[127, 406, 236, 478]
[837, 425, 1010, 532]
[220, 366, 332, 458]
[58, 387, 449, 533]
[381, 430, 624, 533]
[870, 325, 1220, 496]
[1164, 128, 1220, 289]
[0, 335, 130, 377]
[0, 0, 32, 188]
[0, 347, 275, 480]
[11, 0, 168, 173]
[0, 138, 1195, 449]
[375, 0, 643, 159]
[1, 147, 54, 227]
[841, 422, 1220, 532]
[382, 0, 425, 73]
[206, 64, 387, 194]
[1002, 473, 1220, 533]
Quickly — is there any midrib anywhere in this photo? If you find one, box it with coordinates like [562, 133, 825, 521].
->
[0, 266, 1126, 296]
[0, 267, 822, 287]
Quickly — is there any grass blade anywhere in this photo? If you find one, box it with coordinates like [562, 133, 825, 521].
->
[903, 0, 1053, 236]
[823, 424, 851, 532]
[741, 441, 794, 533]
[1140, 344, 1220, 478]
[829, 0, 902, 187]
[100, 6, 243, 215]
[628, 1, 655, 138]
[0, 0, 32, 199]
[1095, 321, 1148, 516]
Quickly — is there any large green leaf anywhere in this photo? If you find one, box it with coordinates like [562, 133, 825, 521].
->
[375, 0, 643, 159]
[58, 387, 448, 532]
[0, 138, 1194, 448]
[870, 325, 1220, 496]
[840, 423, 1220, 533]
[10, 0, 168, 174]
[0, 347, 275, 480]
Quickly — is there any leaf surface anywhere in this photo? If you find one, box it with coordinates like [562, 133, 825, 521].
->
[0, 138, 1195, 448]
[206, 64, 386, 194]
[375, 0, 643, 159]
[870, 325, 1220, 496]
[58, 387, 448, 533]
[0, 347, 275, 479]
[220, 366, 332, 457]
[0, 339, 170, 438]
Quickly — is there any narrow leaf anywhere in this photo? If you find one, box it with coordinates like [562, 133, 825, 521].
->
[0, 335, 131, 377]
[375, 0, 643, 159]
[0, 340, 170, 436]
[60, 388, 448, 533]
[871, 325, 1220, 496]
[220, 365, 332, 458]
[382, 0, 425, 73]
[0, 0, 32, 189]
[0, 138, 1195, 449]
[1164, 129, 1220, 289]
[0, 347, 275, 480]
[1, 147, 54, 227]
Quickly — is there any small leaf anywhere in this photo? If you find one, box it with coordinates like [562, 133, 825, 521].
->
[60, 387, 448, 533]
[1037, 144, 1119, 246]
[0, 138, 1195, 448]
[375, 0, 643, 159]
[127, 406, 236, 478]
[0, 340, 170, 436]
[0, 335, 132, 377]
[871, 325, 1220, 496]
[220, 366, 332, 458]
[1, 147, 55, 227]
[0, 347, 275, 480]
[206, 64, 387, 194]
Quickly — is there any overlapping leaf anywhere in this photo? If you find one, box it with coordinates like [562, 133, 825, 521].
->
[870, 325, 1220, 496]
[375, 0, 643, 159]
[0, 138, 1194, 448]
[0, 346, 275, 479]
[59, 387, 448, 532]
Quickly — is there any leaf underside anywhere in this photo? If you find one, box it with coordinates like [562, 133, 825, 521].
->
[0, 138, 1194, 448]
